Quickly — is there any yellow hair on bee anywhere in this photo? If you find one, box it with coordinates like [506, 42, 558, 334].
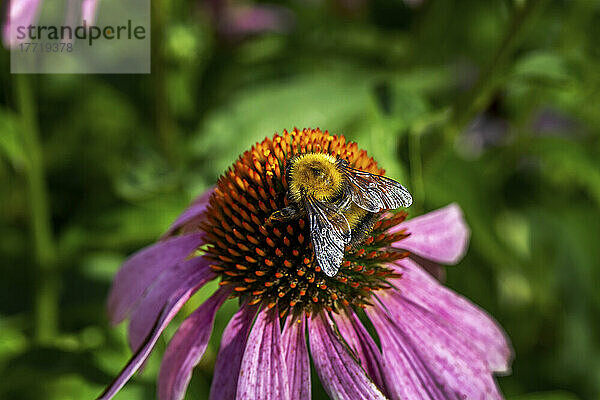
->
[288, 153, 343, 202]
[344, 203, 369, 228]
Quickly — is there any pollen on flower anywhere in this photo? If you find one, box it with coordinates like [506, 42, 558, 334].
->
[201, 128, 410, 316]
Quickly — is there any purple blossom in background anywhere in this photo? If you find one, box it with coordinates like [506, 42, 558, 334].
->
[2, 0, 99, 48]
[531, 107, 579, 137]
[457, 113, 510, 159]
[81, 0, 99, 24]
[203, 0, 294, 38]
[98, 129, 513, 400]
[2, 0, 42, 48]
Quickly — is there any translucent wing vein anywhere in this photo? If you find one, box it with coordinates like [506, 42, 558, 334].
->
[304, 195, 351, 277]
[343, 167, 413, 212]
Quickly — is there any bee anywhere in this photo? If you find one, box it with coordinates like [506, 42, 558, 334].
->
[268, 153, 412, 277]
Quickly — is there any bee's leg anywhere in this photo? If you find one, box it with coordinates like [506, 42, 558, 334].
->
[267, 206, 300, 223]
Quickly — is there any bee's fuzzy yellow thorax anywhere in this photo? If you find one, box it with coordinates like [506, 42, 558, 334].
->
[288, 153, 343, 203]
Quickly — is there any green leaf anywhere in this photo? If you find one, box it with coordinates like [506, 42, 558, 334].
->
[113, 149, 178, 201]
[353, 85, 431, 183]
[512, 51, 570, 84]
[190, 69, 377, 179]
[0, 322, 28, 370]
[532, 137, 600, 208]
[0, 109, 26, 169]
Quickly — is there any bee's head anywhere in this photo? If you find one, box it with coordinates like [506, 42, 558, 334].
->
[288, 153, 344, 202]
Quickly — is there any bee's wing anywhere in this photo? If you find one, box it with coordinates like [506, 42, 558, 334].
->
[342, 166, 413, 212]
[304, 195, 351, 277]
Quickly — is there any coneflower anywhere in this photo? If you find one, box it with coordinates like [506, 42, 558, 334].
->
[99, 128, 512, 400]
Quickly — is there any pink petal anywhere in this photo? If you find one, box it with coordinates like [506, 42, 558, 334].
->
[236, 307, 290, 400]
[366, 303, 449, 399]
[282, 314, 310, 400]
[308, 313, 386, 400]
[97, 287, 200, 400]
[2, 0, 42, 48]
[209, 304, 258, 400]
[107, 232, 205, 325]
[157, 288, 230, 400]
[162, 188, 214, 238]
[375, 293, 502, 399]
[128, 257, 214, 352]
[392, 203, 470, 264]
[392, 258, 513, 373]
[331, 309, 387, 395]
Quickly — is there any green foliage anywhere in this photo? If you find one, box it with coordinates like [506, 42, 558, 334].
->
[1, 0, 599, 399]
[0, 110, 26, 169]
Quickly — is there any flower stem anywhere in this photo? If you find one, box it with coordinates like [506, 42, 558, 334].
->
[447, 0, 542, 139]
[152, 0, 178, 165]
[15, 75, 59, 344]
[409, 129, 424, 214]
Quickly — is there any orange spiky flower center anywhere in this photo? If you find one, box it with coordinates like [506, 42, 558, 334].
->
[201, 128, 410, 316]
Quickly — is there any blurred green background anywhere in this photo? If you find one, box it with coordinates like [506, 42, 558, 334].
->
[1, 0, 600, 399]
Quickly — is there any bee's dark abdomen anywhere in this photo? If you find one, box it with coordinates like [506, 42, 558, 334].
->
[349, 211, 380, 246]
